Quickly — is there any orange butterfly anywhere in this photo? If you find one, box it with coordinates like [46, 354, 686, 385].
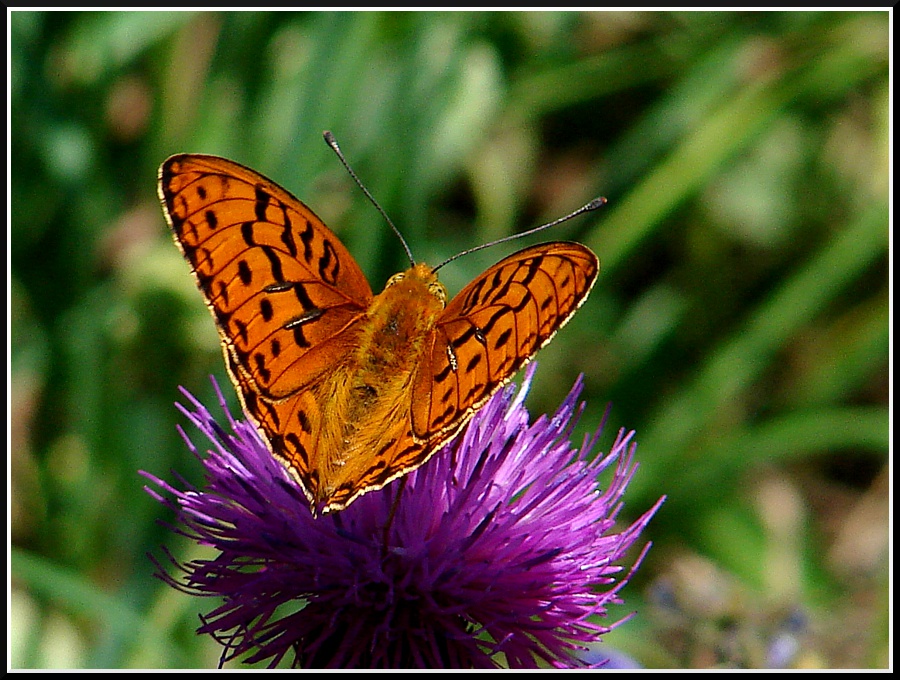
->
[159, 144, 600, 514]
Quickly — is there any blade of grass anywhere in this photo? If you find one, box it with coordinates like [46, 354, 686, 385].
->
[629, 200, 886, 500]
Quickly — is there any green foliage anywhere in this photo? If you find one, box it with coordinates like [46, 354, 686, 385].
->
[10, 10, 888, 669]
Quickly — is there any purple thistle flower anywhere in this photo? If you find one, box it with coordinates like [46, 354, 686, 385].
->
[142, 363, 664, 669]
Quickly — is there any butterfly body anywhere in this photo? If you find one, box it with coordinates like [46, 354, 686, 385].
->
[160, 153, 599, 514]
[286, 263, 448, 507]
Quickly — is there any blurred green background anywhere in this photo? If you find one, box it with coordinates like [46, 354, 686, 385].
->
[10, 10, 889, 669]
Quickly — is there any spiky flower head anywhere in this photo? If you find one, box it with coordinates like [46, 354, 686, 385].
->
[142, 364, 663, 668]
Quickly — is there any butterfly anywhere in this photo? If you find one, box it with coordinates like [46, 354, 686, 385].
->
[159, 145, 600, 514]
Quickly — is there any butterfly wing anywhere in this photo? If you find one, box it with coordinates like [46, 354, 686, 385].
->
[411, 242, 598, 441]
[160, 154, 376, 508]
[160, 154, 373, 400]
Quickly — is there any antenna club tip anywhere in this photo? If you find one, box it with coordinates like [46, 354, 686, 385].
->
[323, 130, 337, 147]
[586, 196, 608, 211]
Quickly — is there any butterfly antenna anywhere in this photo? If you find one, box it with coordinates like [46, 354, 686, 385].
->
[433, 196, 607, 272]
[324, 131, 417, 267]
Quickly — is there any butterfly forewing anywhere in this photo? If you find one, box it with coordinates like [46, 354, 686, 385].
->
[160, 155, 373, 399]
[411, 243, 598, 440]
